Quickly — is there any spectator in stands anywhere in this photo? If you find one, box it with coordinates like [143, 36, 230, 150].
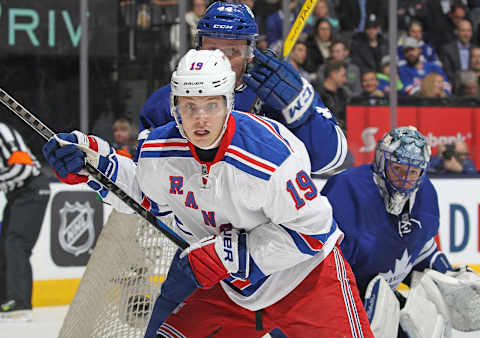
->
[398, 20, 442, 66]
[416, 72, 448, 98]
[170, 0, 207, 51]
[112, 117, 136, 159]
[469, 45, 480, 83]
[336, 0, 388, 39]
[239, 0, 255, 9]
[469, 0, 480, 44]
[306, 0, 340, 34]
[376, 55, 405, 94]
[314, 40, 362, 97]
[251, 0, 279, 35]
[398, 37, 451, 95]
[266, 0, 298, 48]
[314, 60, 349, 126]
[359, 70, 385, 97]
[304, 18, 334, 73]
[439, 19, 475, 90]
[0, 123, 50, 322]
[454, 69, 480, 95]
[428, 140, 477, 174]
[288, 41, 312, 81]
[397, 0, 428, 32]
[423, 0, 468, 49]
[350, 14, 389, 72]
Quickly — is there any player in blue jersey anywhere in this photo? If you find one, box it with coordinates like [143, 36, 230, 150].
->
[321, 126, 480, 337]
[43, 49, 373, 338]
[138, 1, 347, 175]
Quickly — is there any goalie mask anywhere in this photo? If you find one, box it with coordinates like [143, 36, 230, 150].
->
[373, 126, 431, 215]
[170, 49, 236, 150]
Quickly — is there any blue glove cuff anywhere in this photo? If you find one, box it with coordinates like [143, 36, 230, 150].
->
[144, 296, 181, 338]
[281, 77, 315, 127]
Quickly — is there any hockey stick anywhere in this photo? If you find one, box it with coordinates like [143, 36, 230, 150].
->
[282, 0, 318, 59]
[0, 88, 189, 250]
[248, 0, 318, 113]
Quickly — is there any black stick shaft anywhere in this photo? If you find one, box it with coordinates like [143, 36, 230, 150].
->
[0, 88, 188, 250]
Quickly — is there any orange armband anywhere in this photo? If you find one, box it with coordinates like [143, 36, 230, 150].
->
[8, 151, 33, 166]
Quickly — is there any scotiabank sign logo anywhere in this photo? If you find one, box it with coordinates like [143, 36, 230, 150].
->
[346, 105, 480, 168]
[425, 132, 472, 147]
[359, 128, 473, 152]
[359, 127, 378, 152]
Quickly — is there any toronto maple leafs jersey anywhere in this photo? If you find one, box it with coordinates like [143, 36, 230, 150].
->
[105, 111, 343, 311]
[138, 84, 346, 174]
[321, 164, 441, 297]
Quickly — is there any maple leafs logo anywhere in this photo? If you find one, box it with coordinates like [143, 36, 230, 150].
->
[379, 248, 414, 290]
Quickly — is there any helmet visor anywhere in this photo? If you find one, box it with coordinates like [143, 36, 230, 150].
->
[175, 96, 227, 119]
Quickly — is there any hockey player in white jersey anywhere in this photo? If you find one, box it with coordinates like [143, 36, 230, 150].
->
[42, 49, 373, 337]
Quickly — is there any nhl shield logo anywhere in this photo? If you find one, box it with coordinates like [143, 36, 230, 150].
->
[51, 191, 103, 266]
[58, 201, 96, 257]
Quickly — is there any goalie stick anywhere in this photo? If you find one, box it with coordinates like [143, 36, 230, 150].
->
[0, 88, 189, 250]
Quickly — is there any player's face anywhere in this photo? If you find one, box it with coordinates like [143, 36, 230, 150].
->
[177, 95, 227, 148]
[201, 37, 250, 87]
[386, 162, 423, 191]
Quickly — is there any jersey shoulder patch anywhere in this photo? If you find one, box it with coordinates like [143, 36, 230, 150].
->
[139, 122, 191, 159]
[224, 112, 293, 180]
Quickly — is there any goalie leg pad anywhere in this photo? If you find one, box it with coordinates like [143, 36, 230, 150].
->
[400, 271, 452, 338]
[363, 275, 400, 338]
[425, 268, 480, 331]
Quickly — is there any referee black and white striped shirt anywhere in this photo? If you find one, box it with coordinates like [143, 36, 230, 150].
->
[0, 123, 40, 192]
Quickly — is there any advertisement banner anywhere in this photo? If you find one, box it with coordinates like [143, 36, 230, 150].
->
[346, 105, 479, 169]
[0, 1, 117, 56]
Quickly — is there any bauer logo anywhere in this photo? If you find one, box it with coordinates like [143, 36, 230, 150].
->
[50, 191, 103, 266]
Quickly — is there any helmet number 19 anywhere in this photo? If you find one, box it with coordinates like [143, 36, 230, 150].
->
[189, 62, 204, 71]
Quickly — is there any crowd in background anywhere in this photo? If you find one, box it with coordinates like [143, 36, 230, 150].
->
[162, 0, 479, 174]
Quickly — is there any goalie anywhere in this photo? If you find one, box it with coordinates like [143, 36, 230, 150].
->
[321, 126, 480, 337]
[42, 49, 373, 337]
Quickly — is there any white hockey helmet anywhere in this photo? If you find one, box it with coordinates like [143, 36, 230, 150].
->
[170, 49, 236, 149]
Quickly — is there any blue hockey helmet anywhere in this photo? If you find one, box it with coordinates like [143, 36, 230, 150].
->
[197, 2, 258, 43]
[373, 126, 431, 195]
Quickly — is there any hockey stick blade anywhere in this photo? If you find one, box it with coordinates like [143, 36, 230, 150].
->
[0, 88, 188, 250]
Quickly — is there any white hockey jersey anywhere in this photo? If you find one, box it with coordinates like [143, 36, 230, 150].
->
[105, 111, 343, 311]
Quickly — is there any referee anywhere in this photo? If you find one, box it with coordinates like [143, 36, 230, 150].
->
[0, 123, 49, 322]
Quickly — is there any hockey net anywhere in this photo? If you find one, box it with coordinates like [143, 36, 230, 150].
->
[59, 210, 178, 338]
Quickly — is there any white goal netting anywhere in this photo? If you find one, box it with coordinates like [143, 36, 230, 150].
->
[59, 210, 178, 338]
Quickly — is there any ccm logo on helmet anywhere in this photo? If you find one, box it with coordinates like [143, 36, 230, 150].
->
[213, 24, 233, 29]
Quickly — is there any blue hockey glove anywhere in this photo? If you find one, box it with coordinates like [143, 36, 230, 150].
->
[145, 228, 248, 337]
[242, 49, 315, 127]
[42, 131, 118, 197]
